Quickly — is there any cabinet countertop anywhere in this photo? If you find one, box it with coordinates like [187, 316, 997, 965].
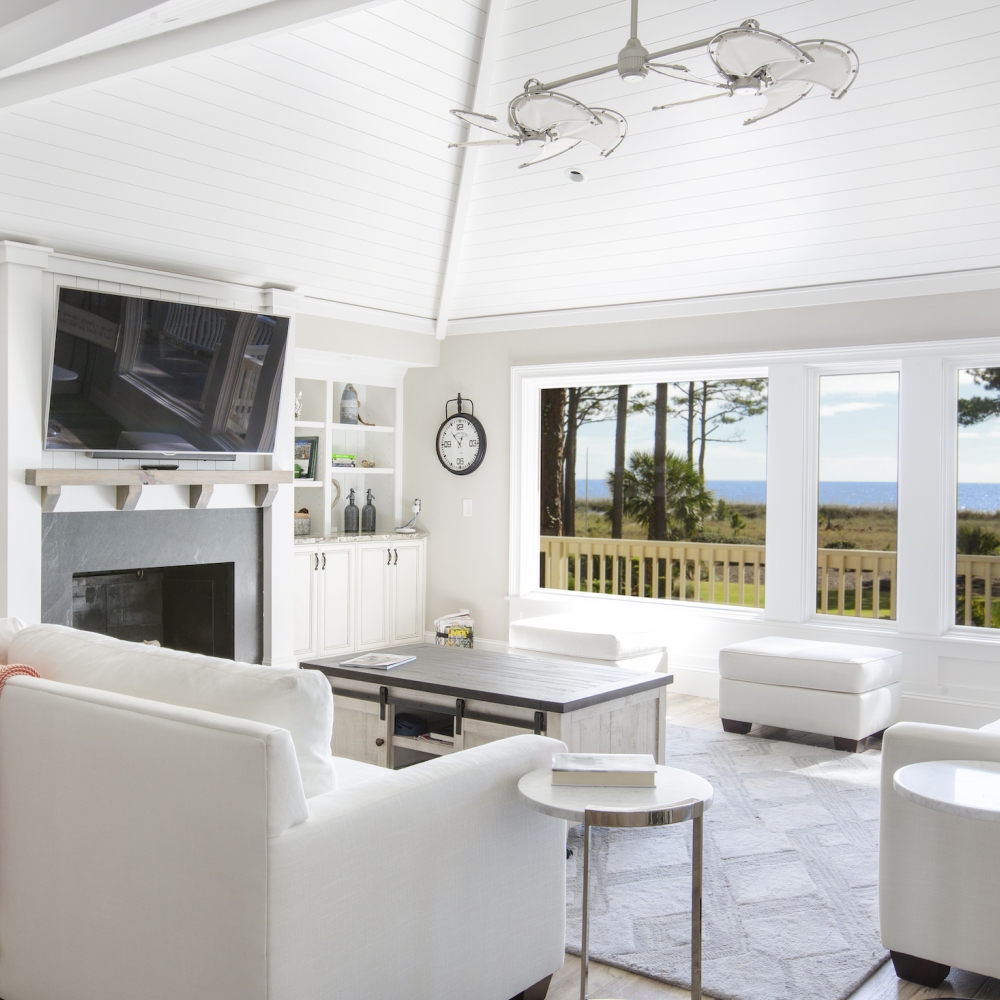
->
[295, 531, 428, 544]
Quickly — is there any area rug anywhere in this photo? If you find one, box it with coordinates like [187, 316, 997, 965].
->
[565, 724, 889, 1000]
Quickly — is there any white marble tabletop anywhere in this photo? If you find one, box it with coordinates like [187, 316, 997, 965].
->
[893, 760, 1000, 821]
[518, 765, 714, 823]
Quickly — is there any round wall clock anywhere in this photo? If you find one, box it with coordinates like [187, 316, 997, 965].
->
[436, 394, 486, 475]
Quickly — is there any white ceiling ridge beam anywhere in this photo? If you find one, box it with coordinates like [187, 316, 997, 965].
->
[0, 1, 171, 75]
[0, 0, 392, 114]
[443, 266, 1000, 336]
[434, 0, 506, 341]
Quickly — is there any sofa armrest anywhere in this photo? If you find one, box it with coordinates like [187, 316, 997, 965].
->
[0, 675, 308, 1000]
[267, 734, 567, 1000]
[879, 722, 1000, 977]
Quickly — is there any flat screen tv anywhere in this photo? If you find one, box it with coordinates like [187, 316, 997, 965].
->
[46, 289, 289, 455]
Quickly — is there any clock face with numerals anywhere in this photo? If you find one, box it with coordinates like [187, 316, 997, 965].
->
[436, 412, 487, 475]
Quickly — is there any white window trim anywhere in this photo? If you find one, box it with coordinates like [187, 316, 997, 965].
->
[510, 335, 1000, 640]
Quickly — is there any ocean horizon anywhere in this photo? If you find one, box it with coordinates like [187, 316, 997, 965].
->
[575, 479, 1000, 512]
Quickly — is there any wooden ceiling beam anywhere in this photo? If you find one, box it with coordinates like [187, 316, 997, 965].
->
[0, 0, 390, 113]
[434, 0, 506, 341]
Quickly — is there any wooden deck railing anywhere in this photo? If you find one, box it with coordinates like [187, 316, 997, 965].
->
[815, 548, 896, 620]
[539, 537, 898, 618]
[956, 555, 1000, 627]
[539, 537, 766, 607]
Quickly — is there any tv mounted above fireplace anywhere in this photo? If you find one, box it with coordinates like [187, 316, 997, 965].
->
[45, 288, 289, 457]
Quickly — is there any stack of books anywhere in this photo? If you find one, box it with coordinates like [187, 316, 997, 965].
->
[551, 753, 657, 787]
[331, 453, 356, 467]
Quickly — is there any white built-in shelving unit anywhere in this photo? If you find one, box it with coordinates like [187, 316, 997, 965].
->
[292, 357, 404, 539]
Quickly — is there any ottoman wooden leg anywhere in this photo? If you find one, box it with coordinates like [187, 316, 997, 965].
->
[721, 719, 752, 734]
[890, 951, 950, 987]
[834, 736, 867, 753]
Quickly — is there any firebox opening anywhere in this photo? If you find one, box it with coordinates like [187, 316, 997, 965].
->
[72, 562, 235, 659]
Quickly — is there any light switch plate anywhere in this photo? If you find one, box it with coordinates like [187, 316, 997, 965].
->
[463, 499, 472, 517]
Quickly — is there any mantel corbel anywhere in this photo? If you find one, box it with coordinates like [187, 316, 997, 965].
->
[25, 469, 293, 512]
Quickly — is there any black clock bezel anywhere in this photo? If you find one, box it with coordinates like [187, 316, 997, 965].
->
[436, 411, 487, 476]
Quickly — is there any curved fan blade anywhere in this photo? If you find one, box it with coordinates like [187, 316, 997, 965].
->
[550, 108, 627, 157]
[652, 91, 730, 111]
[510, 90, 600, 133]
[744, 79, 812, 124]
[451, 109, 518, 138]
[518, 136, 582, 169]
[448, 138, 522, 149]
[710, 26, 811, 78]
[769, 40, 859, 97]
[648, 62, 726, 88]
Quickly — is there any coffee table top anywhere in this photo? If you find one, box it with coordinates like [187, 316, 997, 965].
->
[518, 765, 714, 823]
[302, 643, 672, 714]
[893, 760, 1000, 822]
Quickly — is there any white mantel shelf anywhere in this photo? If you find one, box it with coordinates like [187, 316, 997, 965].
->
[25, 469, 293, 512]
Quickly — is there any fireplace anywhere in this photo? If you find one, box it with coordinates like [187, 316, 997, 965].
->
[42, 508, 262, 662]
[73, 563, 235, 659]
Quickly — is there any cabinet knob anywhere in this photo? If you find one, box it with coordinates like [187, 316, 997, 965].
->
[375, 738, 385, 747]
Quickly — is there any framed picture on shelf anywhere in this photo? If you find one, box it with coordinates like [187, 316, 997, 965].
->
[294, 437, 319, 480]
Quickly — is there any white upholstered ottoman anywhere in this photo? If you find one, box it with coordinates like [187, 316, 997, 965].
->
[509, 614, 667, 674]
[718, 636, 902, 752]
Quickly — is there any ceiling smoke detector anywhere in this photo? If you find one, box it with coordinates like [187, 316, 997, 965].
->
[449, 0, 859, 170]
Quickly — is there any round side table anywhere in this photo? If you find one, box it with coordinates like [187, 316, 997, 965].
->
[518, 766, 714, 1000]
[893, 759, 1000, 821]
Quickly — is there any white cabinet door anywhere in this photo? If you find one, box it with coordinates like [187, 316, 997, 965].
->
[292, 547, 318, 659]
[391, 541, 424, 644]
[356, 542, 391, 649]
[318, 545, 353, 655]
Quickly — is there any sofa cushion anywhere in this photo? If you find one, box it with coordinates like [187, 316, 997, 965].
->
[331, 755, 388, 789]
[0, 618, 25, 664]
[719, 636, 902, 694]
[9, 624, 334, 798]
[509, 614, 664, 661]
[980, 719, 1000, 734]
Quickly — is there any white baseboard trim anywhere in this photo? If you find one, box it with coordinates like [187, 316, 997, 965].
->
[667, 663, 720, 700]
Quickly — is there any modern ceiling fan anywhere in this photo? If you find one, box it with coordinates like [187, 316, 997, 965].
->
[450, 0, 859, 169]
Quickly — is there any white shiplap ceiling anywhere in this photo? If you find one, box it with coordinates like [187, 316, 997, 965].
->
[0, 0, 997, 334]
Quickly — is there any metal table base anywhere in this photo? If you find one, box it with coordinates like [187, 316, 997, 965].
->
[579, 800, 704, 1000]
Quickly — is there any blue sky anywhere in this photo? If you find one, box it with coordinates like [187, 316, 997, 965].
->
[958, 369, 1000, 483]
[573, 382, 768, 482]
[818, 372, 898, 483]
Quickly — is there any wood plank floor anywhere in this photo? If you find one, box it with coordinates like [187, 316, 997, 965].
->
[545, 693, 1000, 1000]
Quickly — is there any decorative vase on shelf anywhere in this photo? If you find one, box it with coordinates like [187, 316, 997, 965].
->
[344, 489, 360, 534]
[361, 489, 376, 533]
[340, 384, 360, 424]
[293, 391, 303, 419]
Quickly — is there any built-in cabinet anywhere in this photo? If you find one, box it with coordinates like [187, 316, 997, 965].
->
[293, 534, 426, 661]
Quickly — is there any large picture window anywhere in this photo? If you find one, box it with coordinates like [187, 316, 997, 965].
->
[538, 379, 767, 607]
[956, 368, 1000, 628]
[815, 373, 898, 620]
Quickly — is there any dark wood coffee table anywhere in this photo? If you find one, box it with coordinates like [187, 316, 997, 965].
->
[302, 643, 673, 769]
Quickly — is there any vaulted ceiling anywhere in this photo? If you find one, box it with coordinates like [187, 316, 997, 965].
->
[0, 0, 997, 335]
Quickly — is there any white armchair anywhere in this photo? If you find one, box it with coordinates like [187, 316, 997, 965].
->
[879, 720, 1000, 986]
[0, 674, 567, 1000]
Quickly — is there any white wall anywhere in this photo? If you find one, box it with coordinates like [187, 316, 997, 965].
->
[403, 286, 1000, 727]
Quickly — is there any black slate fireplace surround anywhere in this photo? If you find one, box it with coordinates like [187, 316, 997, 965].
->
[43, 508, 262, 663]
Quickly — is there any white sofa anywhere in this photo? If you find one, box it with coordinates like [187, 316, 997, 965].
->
[0, 622, 567, 1000]
[880, 720, 1000, 985]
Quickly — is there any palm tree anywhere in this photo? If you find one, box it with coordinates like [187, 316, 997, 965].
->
[609, 450, 715, 539]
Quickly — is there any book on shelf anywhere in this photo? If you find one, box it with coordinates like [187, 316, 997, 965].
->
[415, 731, 455, 746]
[339, 653, 416, 670]
[551, 753, 657, 787]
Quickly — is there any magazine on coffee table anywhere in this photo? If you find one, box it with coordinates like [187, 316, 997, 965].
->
[339, 653, 417, 670]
